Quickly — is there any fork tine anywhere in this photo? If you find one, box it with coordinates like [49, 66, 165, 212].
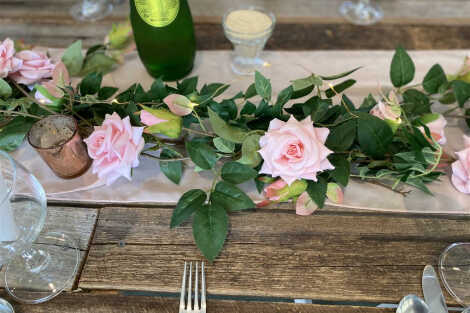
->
[187, 262, 192, 311]
[194, 262, 199, 311]
[179, 262, 187, 312]
[201, 262, 206, 312]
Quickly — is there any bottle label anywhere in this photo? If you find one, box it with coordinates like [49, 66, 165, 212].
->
[135, 0, 180, 28]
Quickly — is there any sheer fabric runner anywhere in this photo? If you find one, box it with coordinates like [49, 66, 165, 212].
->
[11, 50, 470, 214]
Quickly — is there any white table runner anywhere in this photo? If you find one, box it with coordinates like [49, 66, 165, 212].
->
[11, 50, 470, 214]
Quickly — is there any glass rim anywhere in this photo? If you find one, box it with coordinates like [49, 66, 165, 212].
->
[27, 114, 78, 151]
[0, 150, 17, 206]
[222, 6, 276, 36]
[438, 242, 470, 307]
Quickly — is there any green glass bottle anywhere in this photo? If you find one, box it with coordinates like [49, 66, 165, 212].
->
[130, 0, 196, 81]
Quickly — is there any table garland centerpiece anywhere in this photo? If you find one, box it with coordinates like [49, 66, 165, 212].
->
[1, 34, 470, 261]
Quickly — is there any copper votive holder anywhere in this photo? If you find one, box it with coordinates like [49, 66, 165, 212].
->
[28, 115, 92, 179]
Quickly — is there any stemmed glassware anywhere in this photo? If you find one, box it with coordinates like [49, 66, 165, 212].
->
[339, 0, 384, 25]
[70, 0, 113, 21]
[439, 243, 470, 312]
[0, 150, 79, 304]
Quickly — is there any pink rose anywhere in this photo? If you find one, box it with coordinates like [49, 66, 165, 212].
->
[164, 94, 197, 116]
[140, 110, 168, 126]
[451, 135, 470, 194]
[34, 62, 70, 104]
[419, 114, 447, 145]
[84, 112, 145, 185]
[10, 50, 55, 85]
[326, 182, 344, 204]
[370, 101, 400, 121]
[0, 38, 22, 78]
[258, 116, 334, 185]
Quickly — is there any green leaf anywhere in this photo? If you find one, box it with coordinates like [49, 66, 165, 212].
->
[255, 71, 272, 101]
[325, 79, 356, 98]
[79, 72, 103, 96]
[149, 78, 168, 100]
[244, 83, 257, 99]
[98, 86, 118, 100]
[61, 40, 84, 76]
[325, 119, 357, 151]
[329, 155, 350, 186]
[201, 83, 230, 98]
[80, 53, 115, 76]
[390, 46, 415, 88]
[357, 112, 394, 159]
[210, 100, 237, 121]
[0, 78, 12, 98]
[186, 140, 218, 170]
[170, 189, 207, 228]
[208, 108, 248, 144]
[291, 74, 323, 92]
[305, 96, 330, 122]
[306, 177, 327, 208]
[439, 92, 456, 105]
[238, 134, 262, 168]
[405, 177, 432, 195]
[422, 64, 447, 94]
[193, 203, 228, 261]
[0, 117, 35, 151]
[452, 80, 470, 107]
[159, 148, 183, 185]
[213, 137, 235, 153]
[273, 86, 293, 117]
[320, 67, 362, 80]
[402, 89, 431, 116]
[221, 162, 258, 184]
[211, 181, 255, 211]
[178, 76, 198, 95]
[240, 101, 256, 115]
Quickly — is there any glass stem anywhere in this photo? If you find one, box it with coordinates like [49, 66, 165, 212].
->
[21, 248, 50, 273]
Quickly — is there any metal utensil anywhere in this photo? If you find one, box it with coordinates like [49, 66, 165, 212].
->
[179, 261, 206, 313]
[396, 295, 430, 313]
[422, 265, 448, 313]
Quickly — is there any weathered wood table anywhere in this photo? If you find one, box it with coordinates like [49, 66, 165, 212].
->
[3, 0, 470, 312]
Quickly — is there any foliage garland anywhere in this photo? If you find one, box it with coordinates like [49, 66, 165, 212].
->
[2, 42, 470, 261]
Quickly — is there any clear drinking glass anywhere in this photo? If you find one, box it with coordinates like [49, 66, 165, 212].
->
[223, 7, 276, 75]
[0, 150, 79, 304]
[339, 0, 384, 25]
[439, 243, 470, 312]
[70, 0, 113, 21]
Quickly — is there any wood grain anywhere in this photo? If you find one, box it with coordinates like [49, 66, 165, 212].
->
[0, 206, 98, 291]
[79, 206, 467, 303]
[3, 1, 470, 49]
[6, 293, 396, 313]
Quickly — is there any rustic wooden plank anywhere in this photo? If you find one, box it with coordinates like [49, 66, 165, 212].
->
[79, 206, 466, 303]
[0, 206, 98, 291]
[2, 20, 470, 50]
[4, 293, 395, 313]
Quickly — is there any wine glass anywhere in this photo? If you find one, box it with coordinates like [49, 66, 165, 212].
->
[439, 243, 470, 311]
[0, 150, 79, 304]
[70, 0, 113, 21]
[339, 0, 384, 25]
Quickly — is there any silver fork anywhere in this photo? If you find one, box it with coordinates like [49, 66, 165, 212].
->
[179, 261, 206, 313]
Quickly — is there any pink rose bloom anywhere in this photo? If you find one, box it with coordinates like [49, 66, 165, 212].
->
[0, 38, 22, 78]
[34, 62, 70, 104]
[140, 110, 168, 126]
[164, 94, 196, 116]
[258, 116, 334, 185]
[10, 50, 55, 85]
[419, 114, 447, 145]
[84, 113, 145, 185]
[370, 101, 400, 121]
[451, 135, 470, 194]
